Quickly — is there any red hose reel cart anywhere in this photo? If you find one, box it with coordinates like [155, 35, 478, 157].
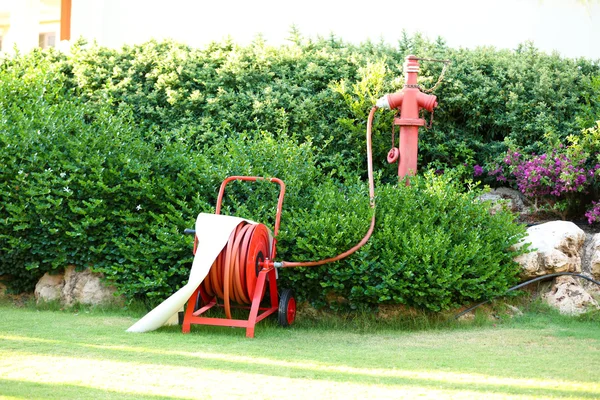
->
[182, 176, 295, 338]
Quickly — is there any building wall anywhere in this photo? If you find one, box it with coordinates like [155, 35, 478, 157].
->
[0, 0, 60, 53]
[3, 0, 40, 52]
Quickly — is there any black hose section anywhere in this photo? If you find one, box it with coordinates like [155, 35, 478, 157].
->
[454, 272, 600, 320]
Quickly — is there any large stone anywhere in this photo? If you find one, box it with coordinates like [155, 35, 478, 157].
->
[514, 221, 585, 279]
[34, 272, 65, 303]
[584, 233, 600, 280]
[62, 266, 120, 306]
[543, 276, 599, 315]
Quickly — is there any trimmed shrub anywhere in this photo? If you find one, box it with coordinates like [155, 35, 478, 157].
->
[425, 43, 598, 168]
[0, 54, 326, 303]
[278, 171, 528, 311]
[64, 37, 600, 178]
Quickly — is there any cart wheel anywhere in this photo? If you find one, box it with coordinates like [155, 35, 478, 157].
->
[278, 288, 296, 327]
[194, 290, 203, 312]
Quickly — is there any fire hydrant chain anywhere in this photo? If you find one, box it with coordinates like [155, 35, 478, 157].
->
[403, 58, 450, 94]
[426, 108, 435, 130]
[420, 60, 450, 94]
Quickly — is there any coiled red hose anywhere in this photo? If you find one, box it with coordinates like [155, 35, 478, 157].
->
[202, 221, 270, 318]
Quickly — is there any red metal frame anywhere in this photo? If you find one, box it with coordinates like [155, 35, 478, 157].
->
[182, 176, 286, 338]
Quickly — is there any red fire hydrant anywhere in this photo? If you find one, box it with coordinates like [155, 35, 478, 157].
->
[377, 55, 439, 179]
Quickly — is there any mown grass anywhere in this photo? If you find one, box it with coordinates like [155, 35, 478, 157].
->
[0, 299, 599, 399]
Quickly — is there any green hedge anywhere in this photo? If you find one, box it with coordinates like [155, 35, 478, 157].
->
[0, 53, 211, 295]
[62, 36, 600, 178]
[2, 33, 588, 310]
[0, 52, 323, 303]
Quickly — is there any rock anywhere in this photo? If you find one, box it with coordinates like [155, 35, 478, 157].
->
[455, 305, 497, 322]
[456, 310, 475, 322]
[514, 221, 585, 279]
[478, 192, 508, 215]
[61, 266, 121, 306]
[478, 187, 528, 214]
[34, 266, 122, 306]
[543, 276, 599, 315]
[494, 187, 528, 212]
[583, 233, 600, 280]
[295, 301, 320, 320]
[34, 272, 65, 303]
[585, 283, 600, 302]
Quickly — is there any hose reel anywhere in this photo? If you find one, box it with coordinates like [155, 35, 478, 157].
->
[182, 177, 296, 337]
[201, 221, 270, 318]
[182, 106, 379, 337]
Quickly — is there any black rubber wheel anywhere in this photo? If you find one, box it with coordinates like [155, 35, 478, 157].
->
[278, 288, 296, 327]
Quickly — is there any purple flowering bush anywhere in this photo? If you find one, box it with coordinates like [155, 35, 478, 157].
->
[484, 147, 599, 221]
[586, 201, 600, 224]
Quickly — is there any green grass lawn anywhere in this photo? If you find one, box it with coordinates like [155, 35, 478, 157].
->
[0, 301, 599, 399]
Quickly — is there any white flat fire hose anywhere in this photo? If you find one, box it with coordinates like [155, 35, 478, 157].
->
[127, 213, 255, 333]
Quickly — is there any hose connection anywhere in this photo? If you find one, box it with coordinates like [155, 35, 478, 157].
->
[376, 96, 391, 110]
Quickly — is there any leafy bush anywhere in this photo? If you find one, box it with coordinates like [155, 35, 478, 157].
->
[585, 201, 600, 224]
[0, 53, 213, 297]
[488, 150, 594, 218]
[423, 43, 599, 169]
[567, 121, 600, 165]
[63, 36, 600, 178]
[0, 54, 326, 303]
[278, 171, 528, 311]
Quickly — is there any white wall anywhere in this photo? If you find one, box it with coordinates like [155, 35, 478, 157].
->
[71, 0, 599, 59]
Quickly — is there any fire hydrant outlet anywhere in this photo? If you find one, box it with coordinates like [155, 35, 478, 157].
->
[416, 92, 438, 113]
[385, 92, 404, 110]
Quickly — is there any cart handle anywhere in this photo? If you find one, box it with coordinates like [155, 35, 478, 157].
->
[215, 176, 286, 237]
